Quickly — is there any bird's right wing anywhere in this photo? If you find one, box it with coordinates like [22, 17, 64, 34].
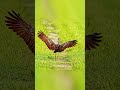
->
[85, 33, 102, 50]
[5, 10, 35, 53]
[60, 40, 77, 51]
[38, 31, 56, 50]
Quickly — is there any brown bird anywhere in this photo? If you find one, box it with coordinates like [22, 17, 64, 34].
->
[85, 33, 102, 50]
[5, 10, 102, 54]
[38, 31, 77, 53]
[5, 10, 35, 54]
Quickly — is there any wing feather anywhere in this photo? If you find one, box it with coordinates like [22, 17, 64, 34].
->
[60, 40, 77, 51]
[38, 31, 56, 50]
[5, 10, 35, 54]
[85, 33, 102, 50]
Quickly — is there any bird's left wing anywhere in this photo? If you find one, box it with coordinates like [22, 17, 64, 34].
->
[38, 31, 56, 50]
[60, 40, 77, 51]
[5, 10, 35, 54]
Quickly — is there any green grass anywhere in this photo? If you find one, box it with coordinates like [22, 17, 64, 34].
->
[35, 0, 85, 69]
[86, 0, 120, 89]
[35, 0, 85, 90]
[0, 0, 34, 89]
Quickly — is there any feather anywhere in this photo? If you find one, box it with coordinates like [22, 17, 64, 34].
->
[85, 33, 102, 50]
[5, 10, 35, 54]
[60, 40, 77, 51]
[38, 31, 56, 50]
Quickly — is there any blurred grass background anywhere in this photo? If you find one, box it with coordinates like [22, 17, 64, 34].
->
[35, 0, 85, 90]
[0, 0, 34, 89]
[86, 0, 120, 89]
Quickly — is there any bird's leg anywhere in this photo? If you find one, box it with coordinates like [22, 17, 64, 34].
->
[55, 53, 56, 60]
[58, 53, 59, 61]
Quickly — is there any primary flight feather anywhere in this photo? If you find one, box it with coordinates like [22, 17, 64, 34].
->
[5, 10, 35, 54]
[85, 33, 102, 50]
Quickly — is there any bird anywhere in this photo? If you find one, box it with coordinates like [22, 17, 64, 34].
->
[5, 10, 102, 54]
[38, 31, 77, 53]
[5, 10, 35, 54]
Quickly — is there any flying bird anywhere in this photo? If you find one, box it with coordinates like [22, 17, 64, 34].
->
[5, 10, 35, 54]
[5, 10, 102, 54]
[38, 31, 102, 52]
[85, 33, 102, 50]
[38, 31, 77, 53]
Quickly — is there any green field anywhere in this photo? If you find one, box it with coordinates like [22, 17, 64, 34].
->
[35, 0, 85, 90]
[0, 0, 119, 90]
[86, 0, 120, 89]
[0, 0, 34, 89]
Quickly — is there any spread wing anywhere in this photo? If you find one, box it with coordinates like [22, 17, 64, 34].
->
[5, 10, 35, 54]
[85, 33, 102, 50]
[38, 31, 56, 50]
[60, 40, 77, 51]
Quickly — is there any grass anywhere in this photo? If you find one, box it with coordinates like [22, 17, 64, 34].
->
[35, 0, 85, 90]
[86, 0, 120, 89]
[0, 0, 34, 89]
[35, 0, 85, 69]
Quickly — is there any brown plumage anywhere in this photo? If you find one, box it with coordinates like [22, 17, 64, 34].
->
[85, 33, 102, 50]
[5, 11, 102, 54]
[38, 31, 77, 53]
[5, 10, 35, 54]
